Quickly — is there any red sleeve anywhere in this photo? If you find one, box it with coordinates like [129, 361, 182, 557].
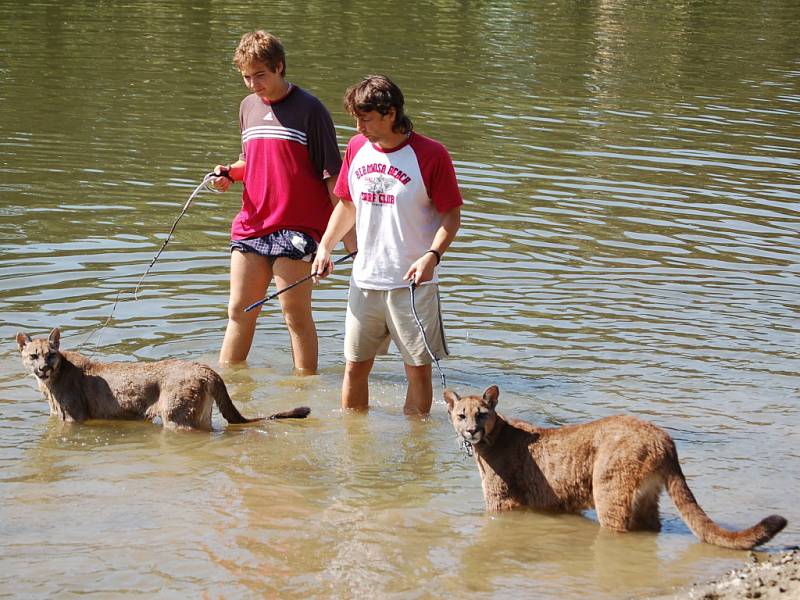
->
[410, 134, 463, 213]
[334, 135, 369, 202]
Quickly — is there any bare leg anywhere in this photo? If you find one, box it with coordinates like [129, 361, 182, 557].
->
[404, 363, 432, 415]
[343, 358, 373, 411]
[273, 257, 317, 374]
[219, 251, 272, 364]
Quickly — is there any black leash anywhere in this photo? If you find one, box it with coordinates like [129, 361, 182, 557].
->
[408, 281, 447, 390]
[244, 251, 358, 313]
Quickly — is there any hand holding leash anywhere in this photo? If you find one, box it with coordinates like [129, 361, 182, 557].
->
[208, 164, 234, 192]
[403, 248, 440, 286]
[311, 247, 335, 283]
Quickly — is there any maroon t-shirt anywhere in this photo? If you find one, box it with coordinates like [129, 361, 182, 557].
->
[232, 85, 342, 241]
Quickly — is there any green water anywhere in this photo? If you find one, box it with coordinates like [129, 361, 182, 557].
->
[1, 1, 798, 598]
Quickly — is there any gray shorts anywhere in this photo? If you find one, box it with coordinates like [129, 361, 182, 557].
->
[344, 282, 449, 366]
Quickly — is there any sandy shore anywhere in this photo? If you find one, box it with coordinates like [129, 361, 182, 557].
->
[649, 549, 800, 599]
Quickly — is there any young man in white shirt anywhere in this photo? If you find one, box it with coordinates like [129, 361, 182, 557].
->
[312, 75, 462, 415]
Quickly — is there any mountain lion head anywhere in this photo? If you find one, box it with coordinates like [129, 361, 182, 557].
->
[444, 385, 499, 445]
[16, 328, 63, 382]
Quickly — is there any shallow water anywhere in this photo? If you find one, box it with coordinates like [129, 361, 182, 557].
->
[1, 1, 798, 598]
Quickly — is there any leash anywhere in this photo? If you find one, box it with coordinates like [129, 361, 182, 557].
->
[408, 281, 447, 390]
[243, 251, 358, 312]
[133, 171, 224, 299]
[409, 281, 469, 456]
[80, 170, 226, 352]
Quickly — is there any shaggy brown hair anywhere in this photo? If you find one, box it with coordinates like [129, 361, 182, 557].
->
[233, 30, 286, 76]
[343, 75, 413, 134]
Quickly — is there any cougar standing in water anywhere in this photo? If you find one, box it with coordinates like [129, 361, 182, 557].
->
[16, 328, 310, 430]
[445, 385, 786, 550]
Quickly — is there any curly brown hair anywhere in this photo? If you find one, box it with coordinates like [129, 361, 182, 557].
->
[343, 75, 413, 134]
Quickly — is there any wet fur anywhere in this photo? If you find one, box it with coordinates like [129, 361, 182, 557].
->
[445, 385, 786, 550]
[16, 328, 310, 431]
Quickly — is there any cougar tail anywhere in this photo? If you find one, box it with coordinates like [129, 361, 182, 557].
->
[211, 375, 262, 425]
[665, 461, 786, 550]
[267, 406, 311, 420]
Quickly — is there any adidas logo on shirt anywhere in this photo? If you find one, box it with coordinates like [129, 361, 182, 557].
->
[263, 112, 274, 121]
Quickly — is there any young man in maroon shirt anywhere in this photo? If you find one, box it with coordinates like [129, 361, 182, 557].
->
[211, 31, 353, 371]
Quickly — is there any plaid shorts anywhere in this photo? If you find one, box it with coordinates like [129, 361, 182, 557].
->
[230, 229, 317, 262]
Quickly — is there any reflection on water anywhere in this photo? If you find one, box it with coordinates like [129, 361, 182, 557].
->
[1, 0, 798, 598]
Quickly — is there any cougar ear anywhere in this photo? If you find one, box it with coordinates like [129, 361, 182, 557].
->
[482, 385, 499, 409]
[48, 328, 61, 350]
[443, 389, 460, 412]
[16, 332, 32, 352]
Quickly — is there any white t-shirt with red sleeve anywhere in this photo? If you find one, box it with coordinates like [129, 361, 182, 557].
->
[334, 131, 462, 290]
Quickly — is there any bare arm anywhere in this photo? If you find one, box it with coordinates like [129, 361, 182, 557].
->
[326, 177, 357, 254]
[403, 205, 461, 285]
[312, 200, 357, 281]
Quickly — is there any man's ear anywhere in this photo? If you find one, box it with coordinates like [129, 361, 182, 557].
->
[482, 385, 499, 410]
[443, 389, 460, 412]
